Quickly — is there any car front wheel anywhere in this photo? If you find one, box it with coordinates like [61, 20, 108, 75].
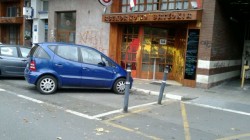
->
[36, 75, 57, 94]
[113, 78, 126, 94]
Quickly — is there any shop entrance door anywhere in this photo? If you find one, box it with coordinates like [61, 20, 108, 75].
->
[120, 26, 140, 78]
[141, 27, 176, 80]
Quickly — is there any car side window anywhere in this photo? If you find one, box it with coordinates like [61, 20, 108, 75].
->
[0, 46, 18, 57]
[80, 47, 102, 65]
[20, 48, 30, 57]
[102, 56, 115, 67]
[34, 47, 50, 59]
[57, 45, 78, 62]
[48, 45, 57, 52]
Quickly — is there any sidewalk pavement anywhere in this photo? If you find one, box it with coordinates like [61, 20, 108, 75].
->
[131, 78, 250, 111]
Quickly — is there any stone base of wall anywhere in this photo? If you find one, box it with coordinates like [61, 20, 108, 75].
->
[196, 76, 239, 89]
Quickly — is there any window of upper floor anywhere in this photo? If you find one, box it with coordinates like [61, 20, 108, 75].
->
[6, 6, 19, 17]
[41, 0, 48, 12]
[121, 0, 200, 13]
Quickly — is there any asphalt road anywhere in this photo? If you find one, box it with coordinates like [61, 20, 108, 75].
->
[0, 78, 250, 140]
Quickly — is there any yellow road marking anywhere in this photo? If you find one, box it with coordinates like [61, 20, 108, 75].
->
[216, 133, 250, 140]
[104, 107, 162, 140]
[105, 121, 162, 140]
[106, 108, 149, 121]
[181, 102, 191, 140]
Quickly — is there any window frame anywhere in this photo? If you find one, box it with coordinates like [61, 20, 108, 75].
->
[120, 0, 193, 12]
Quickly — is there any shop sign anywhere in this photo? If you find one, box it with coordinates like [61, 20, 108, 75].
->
[99, 0, 112, 6]
[103, 10, 202, 23]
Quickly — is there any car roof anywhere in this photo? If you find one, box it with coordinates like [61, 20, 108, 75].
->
[0, 44, 30, 48]
[38, 42, 94, 49]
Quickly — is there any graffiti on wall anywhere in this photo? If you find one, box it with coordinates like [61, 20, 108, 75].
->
[200, 40, 212, 48]
[79, 28, 107, 54]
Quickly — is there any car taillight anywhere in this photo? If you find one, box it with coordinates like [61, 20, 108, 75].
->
[29, 60, 36, 71]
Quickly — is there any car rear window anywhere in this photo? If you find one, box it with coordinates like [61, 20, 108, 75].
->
[29, 45, 39, 57]
[29, 45, 50, 59]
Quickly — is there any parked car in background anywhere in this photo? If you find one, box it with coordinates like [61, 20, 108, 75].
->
[0, 45, 31, 77]
[24, 42, 133, 94]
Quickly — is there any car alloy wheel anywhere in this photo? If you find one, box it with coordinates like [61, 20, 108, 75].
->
[113, 78, 126, 94]
[37, 75, 57, 94]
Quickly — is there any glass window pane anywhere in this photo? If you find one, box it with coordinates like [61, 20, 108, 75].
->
[0, 47, 18, 57]
[122, 0, 127, 4]
[57, 12, 76, 43]
[139, 5, 144, 11]
[20, 48, 30, 57]
[81, 47, 102, 65]
[168, 3, 175, 10]
[161, 3, 167, 10]
[184, 2, 189, 9]
[153, 4, 157, 10]
[42, 1, 48, 11]
[147, 4, 152, 11]
[37, 47, 50, 59]
[176, 2, 182, 9]
[57, 45, 78, 61]
[122, 6, 127, 13]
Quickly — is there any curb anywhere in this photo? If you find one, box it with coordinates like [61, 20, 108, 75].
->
[131, 88, 184, 101]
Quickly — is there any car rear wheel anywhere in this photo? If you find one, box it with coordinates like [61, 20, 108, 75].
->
[36, 75, 57, 94]
[113, 78, 126, 94]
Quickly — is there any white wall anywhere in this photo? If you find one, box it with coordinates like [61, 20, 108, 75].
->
[31, 0, 48, 44]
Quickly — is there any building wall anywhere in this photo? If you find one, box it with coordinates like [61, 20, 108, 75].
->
[197, 0, 242, 88]
[48, 0, 111, 55]
[0, 0, 24, 45]
[30, 0, 48, 44]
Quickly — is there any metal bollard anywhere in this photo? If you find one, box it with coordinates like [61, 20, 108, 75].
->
[158, 65, 170, 104]
[123, 63, 131, 112]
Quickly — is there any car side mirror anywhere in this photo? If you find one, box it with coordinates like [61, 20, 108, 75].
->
[98, 61, 106, 67]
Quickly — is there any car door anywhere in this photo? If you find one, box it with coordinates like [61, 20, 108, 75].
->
[19, 47, 30, 73]
[80, 47, 116, 88]
[53, 45, 82, 87]
[0, 46, 26, 76]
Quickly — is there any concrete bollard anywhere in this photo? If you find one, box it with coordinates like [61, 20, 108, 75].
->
[158, 65, 170, 104]
[123, 63, 131, 112]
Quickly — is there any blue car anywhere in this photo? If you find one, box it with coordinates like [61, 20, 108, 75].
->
[24, 42, 133, 94]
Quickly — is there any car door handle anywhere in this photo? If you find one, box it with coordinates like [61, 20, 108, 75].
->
[82, 67, 90, 71]
[21, 59, 27, 62]
[55, 64, 63, 67]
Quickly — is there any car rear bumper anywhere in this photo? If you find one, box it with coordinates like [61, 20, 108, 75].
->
[24, 71, 39, 85]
